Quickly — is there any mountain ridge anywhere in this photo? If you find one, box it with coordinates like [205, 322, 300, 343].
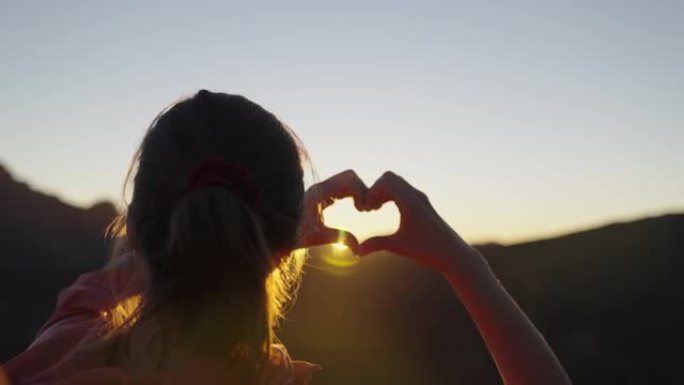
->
[1, 163, 682, 384]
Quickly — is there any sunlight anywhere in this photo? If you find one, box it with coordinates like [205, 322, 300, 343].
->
[321, 236, 359, 268]
[100, 294, 142, 330]
[323, 198, 400, 243]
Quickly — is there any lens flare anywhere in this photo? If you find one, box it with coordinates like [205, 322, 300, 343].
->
[322, 236, 359, 268]
[100, 294, 142, 329]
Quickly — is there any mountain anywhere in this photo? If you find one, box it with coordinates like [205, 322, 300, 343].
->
[0, 164, 117, 357]
[1, 163, 682, 384]
[0, 164, 116, 269]
[482, 214, 683, 383]
[282, 214, 683, 385]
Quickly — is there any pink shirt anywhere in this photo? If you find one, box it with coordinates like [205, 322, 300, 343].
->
[3, 262, 141, 384]
[2, 259, 264, 385]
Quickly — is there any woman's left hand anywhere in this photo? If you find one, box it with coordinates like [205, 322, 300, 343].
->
[264, 344, 322, 385]
[296, 170, 368, 254]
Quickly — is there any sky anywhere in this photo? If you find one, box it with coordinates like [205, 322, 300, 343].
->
[1, 0, 682, 244]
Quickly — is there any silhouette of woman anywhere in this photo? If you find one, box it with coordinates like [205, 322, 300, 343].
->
[4, 90, 571, 385]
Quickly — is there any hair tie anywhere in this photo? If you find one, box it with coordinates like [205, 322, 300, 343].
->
[186, 157, 260, 207]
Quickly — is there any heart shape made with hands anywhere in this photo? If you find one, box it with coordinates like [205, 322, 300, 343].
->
[304, 170, 456, 270]
[323, 197, 400, 246]
[299, 170, 406, 256]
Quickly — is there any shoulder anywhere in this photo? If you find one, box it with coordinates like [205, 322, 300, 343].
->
[4, 253, 145, 384]
[41, 253, 144, 336]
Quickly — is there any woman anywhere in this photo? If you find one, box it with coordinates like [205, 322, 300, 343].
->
[4, 90, 572, 385]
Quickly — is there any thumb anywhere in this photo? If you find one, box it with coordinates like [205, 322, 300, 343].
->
[316, 227, 359, 254]
[298, 227, 359, 254]
[358, 235, 397, 256]
[336, 229, 360, 254]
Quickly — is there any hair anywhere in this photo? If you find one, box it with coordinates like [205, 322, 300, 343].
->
[103, 90, 309, 379]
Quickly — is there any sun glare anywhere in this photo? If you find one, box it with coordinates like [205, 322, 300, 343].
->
[321, 241, 359, 268]
[100, 294, 142, 329]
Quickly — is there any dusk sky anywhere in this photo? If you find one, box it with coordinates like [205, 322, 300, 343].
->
[1, 0, 682, 244]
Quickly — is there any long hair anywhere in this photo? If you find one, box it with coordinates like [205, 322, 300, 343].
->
[103, 90, 308, 378]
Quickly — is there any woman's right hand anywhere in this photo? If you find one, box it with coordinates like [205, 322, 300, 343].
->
[296, 169, 368, 254]
[358, 171, 482, 275]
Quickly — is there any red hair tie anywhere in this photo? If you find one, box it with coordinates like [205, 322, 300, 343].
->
[186, 157, 260, 207]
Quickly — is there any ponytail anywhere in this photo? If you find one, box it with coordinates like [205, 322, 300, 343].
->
[150, 186, 272, 366]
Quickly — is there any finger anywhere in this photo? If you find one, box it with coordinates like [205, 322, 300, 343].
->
[309, 169, 368, 210]
[295, 219, 360, 253]
[365, 172, 403, 211]
[367, 171, 423, 214]
[324, 169, 367, 201]
[358, 235, 399, 256]
[336, 229, 360, 254]
[307, 227, 359, 254]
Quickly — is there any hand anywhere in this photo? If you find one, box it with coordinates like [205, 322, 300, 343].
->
[296, 170, 368, 254]
[357, 173, 573, 385]
[358, 171, 478, 273]
[264, 344, 322, 385]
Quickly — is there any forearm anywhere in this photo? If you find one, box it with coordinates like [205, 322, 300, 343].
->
[442, 247, 572, 385]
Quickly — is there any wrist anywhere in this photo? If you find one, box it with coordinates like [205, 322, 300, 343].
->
[439, 245, 495, 289]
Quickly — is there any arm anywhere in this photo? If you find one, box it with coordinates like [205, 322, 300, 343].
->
[442, 247, 571, 385]
[357, 171, 572, 385]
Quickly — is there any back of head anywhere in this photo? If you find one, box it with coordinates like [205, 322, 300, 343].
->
[110, 90, 306, 375]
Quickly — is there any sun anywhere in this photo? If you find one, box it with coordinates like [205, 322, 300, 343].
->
[322, 241, 359, 268]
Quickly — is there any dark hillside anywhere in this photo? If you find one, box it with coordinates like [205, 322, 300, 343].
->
[0, 164, 116, 357]
[1, 163, 682, 384]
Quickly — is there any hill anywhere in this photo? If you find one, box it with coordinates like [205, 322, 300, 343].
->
[0, 164, 117, 357]
[281, 214, 683, 385]
[1, 164, 682, 384]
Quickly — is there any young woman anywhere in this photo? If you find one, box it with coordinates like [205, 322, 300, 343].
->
[3, 90, 572, 385]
